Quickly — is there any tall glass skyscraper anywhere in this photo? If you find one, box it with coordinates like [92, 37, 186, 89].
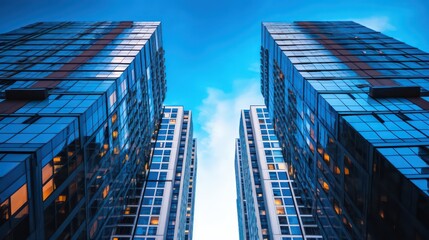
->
[111, 106, 197, 240]
[0, 21, 166, 239]
[261, 21, 429, 239]
[235, 106, 322, 240]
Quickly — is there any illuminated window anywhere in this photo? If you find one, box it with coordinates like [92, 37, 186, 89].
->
[274, 198, 282, 206]
[43, 179, 54, 201]
[276, 207, 285, 215]
[57, 195, 67, 203]
[169, 119, 176, 124]
[112, 130, 119, 139]
[379, 210, 385, 219]
[277, 163, 286, 170]
[111, 113, 117, 124]
[42, 163, 53, 184]
[11, 184, 27, 215]
[114, 147, 120, 155]
[323, 153, 330, 163]
[1, 199, 9, 222]
[334, 166, 341, 175]
[344, 167, 350, 175]
[334, 203, 342, 214]
[317, 147, 323, 155]
[102, 185, 110, 199]
[150, 216, 159, 225]
[53, 156, 61, 163]
[267, 164, 275, 170]
[288, 165, 295, 177]
[322, 181, 330, 192]
[124, 207, 130, 215]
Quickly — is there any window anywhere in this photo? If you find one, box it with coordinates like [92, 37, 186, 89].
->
[150, 217, 159, 225]
[154, 198, 162, 205]
[102, 185, 110, 198]
[0, 199, 9, 224]
[276, 207, 285, 215]
[109, 91, 117, 107]
[278, 163, 286, 170]
[42, 163, 53, 184]
[148, 226, 157, 235]
[111, 113, 117, 124]
[43, 179, 54, 200]
[11, 184, 27, 215]
[278, 216, 288, 224]
[152, 207, 161, 214]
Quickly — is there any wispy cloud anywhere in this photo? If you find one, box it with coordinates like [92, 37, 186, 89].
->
[352, 16, 396, 32]
[193, 79, 263, 240]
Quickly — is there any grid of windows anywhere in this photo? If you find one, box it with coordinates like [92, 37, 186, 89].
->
[261, 21, 429, 239]
[111, 106, 196, 240]
[235, 106, 321, 240]
[0, 21, 166, 240]
[184, 139, 197, 240]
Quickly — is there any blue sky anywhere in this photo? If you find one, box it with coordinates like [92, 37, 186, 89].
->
[1, 0, 428, 239]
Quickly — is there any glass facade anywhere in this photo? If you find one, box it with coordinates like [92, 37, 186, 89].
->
[235, 106, 322, 240]
[261, 21, 429, 239]
[110, 106, 197, 240]
[0, 21, 166, 239]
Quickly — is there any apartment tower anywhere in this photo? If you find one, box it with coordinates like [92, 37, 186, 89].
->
[111, 106, 197, 240]
[235, 106, 322, 240]
[261, 21, 429, 239]
[0, 21, 166, 239]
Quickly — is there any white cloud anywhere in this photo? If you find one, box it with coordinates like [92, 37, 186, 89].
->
[192, 79, 263, 240]
[352, 16, 395, 32]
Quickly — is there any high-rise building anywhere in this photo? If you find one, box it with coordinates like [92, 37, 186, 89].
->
[0, 21, 166, 239]
[235, 106, 322, 240]
[184, 139, 197, 240]
[111, 106, 197, 240]
[261, 21, 429, 239]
